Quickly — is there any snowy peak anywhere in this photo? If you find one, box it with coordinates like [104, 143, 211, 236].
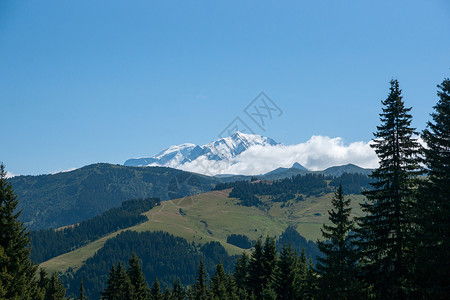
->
[124, 131, 279, 168]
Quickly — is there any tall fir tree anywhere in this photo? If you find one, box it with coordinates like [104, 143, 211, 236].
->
[317, 185, 363, 299]
[44, 272, 66, 300]
[273, 244, 299, 300]
[233, 252, 249, 298]
[0, 163, 41, 299]
[210, 261, 228, 299]
[171, 278, 186, 300]
[247, 238, 265, 298]
[127, 252, 150, 300]
[150, 277, 163, 300]
[416, 77, 450, 298]
[357, 80, 421, 298]
[193, 259, 209, 300]
[101, 263, 133, 300]
[262, 236, 277, 289]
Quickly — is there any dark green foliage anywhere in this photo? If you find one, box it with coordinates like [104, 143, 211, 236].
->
[163, 287, 171, 300]
[171, 279, 186, 300]
[127, 252, 150, 300]
[226, 234, 253, 249]
[316, 185, 363, 299]
[38, 269, 66, 300]
[100, 263, 133, 300]
[357, 80, 421, 298]
[415, 77, 450, 298]
[216, 173, 331, 207]
[247, 239, 265, 298]
[209, 262, 227, 299]
[9, 163, 216, 230]
[150, 277, 163, 300]
[30, 198, 160, 263]
[193, 260, 209, 300]
[272, 245, 300, 300]
[246, 238, 278, 299]
[277, 225, 321, 262]
[45, 272, 67, 300]
[233, 253, 249, 296]
[0, 163, 41, 299]
[262, 237, 277, 288]
[329, 172, 372, 195]
[62, 231, 235, 299]
[78, 279, 86, 300]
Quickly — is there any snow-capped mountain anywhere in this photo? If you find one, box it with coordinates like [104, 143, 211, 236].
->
[124, 131, 279, 169]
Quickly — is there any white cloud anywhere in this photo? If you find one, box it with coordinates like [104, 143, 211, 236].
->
[6, 171, 16, 178]
[177, 135, 379, 176]
[51, 167, 77, 175]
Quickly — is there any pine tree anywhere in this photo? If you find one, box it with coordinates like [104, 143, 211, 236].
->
[225, 274, 239, 300]
[416, 77, 450, 297]
[150, 277, 163, 300]
[301, 258, 319, 299]
[210, 261, 228, 299]
[171, 278, 186, 300]
[78, 278, 86, 300]
[357, 80, 421, 298]
[101, 263, 133, 300]
[247, 238, 264, 298]
[0, 163, 41, 299]
[127, 252, 150, 300]
[193, 259, 209, 300]
[317, 185, 363, 299]
[262, 236, 277, 289]
[163, 287, 171, 300]
[273, 244, 299, 300]
[44, 272, 66, 300]
[233, 252, 249, 296]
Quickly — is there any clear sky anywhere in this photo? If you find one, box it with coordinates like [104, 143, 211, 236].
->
[1, 0, 450, 176]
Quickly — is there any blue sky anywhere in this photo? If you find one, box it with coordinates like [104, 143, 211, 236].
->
[1, 0, 450, 175]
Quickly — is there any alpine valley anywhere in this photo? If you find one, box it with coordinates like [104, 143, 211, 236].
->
[5, 131, 377, 299]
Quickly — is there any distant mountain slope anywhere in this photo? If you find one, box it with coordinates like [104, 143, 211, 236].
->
[9, 163, 217, 230]
[262, 163, 373, 180]
[124, 131, 279, 168]
[322, 163, 373, 176]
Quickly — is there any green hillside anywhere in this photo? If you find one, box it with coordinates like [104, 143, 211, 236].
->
[10, 163, 217, 229]
[39, 188, 365, 275]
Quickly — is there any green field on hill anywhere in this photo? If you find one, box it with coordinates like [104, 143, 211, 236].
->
[40, 189, 365, 274]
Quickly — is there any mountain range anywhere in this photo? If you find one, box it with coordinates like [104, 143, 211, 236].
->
[124, 131, 280, 171]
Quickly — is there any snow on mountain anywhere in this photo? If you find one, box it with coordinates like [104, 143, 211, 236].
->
[124, 131, 279, 169]
[125, 133, 378, 176]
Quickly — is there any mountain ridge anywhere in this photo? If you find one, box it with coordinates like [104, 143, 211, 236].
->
[125, 131, 279, 168]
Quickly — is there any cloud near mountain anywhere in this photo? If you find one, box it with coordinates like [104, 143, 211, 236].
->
[177, 135, 378, 175]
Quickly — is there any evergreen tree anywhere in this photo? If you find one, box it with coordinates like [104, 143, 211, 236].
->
[210, 261, 228, 299]
[416, 77, 450, 297]
[262, 236, 277, 289]
[225, 274, 239, 300]
[273, 244, 299, 300]
[0, 163, 40, 299]
[233, 252, 249, 296]
[163, 287, 171, 300]
[44, 272, 66, 300]
[357, 80, 421, 298]
[193, 259, 209, 300]
[127, 252, 150, 300]
[301, 258, 318, 300]
[150, 277, 163, 300]
[171, 278, 186, 300]
[78, 278, 86, 300]
[316, 185, 363, 299]
[101, 263, 133, 300]
[247, 238, 264, 298]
